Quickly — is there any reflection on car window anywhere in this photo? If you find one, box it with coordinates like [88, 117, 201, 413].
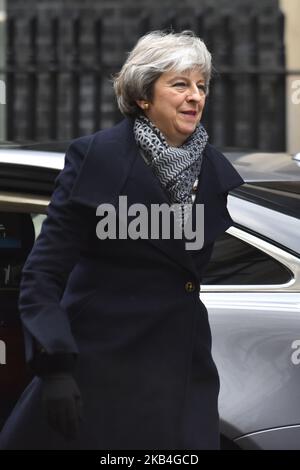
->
[32, 214, 46, 240]
[0, 211, 35, 427]
[202, 232, 292, 285]
[0, 212, 36, 288]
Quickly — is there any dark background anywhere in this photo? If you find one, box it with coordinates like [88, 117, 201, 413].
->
[5, 0, 285, 150]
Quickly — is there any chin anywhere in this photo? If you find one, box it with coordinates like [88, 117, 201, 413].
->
[180, 125, 197, 136]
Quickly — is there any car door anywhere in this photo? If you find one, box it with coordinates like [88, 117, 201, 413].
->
[0, 197, 47, 429]
[202, 223, 300, 449]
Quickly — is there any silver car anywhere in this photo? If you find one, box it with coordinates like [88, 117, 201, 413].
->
[0, 147, 299, 449]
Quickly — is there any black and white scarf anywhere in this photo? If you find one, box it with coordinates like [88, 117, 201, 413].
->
[133, 115, 208, 204]
[133, 115, 208, 226]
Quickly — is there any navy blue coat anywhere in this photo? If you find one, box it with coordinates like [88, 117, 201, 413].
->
[0, 118, 244, 449]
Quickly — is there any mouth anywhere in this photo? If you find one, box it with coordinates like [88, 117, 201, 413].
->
[181, 110, 197, 116]
[180, 110, 198, 121]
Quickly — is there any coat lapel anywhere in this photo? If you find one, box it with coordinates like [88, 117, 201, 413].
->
[191, 142, 245, 246]
[69, 118, 198, 276]
[121, 144, 199, 276]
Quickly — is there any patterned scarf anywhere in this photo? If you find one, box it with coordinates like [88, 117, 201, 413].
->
[133, 115, 208, 226]
[134, 115, 208, 204]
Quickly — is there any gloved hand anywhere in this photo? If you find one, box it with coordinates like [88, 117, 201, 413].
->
[41, 373, 83, 440]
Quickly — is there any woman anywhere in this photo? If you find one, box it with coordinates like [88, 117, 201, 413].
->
[0, 31, 244, 449]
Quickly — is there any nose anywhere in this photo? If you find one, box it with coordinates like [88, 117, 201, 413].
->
[186, 85, 204, 102]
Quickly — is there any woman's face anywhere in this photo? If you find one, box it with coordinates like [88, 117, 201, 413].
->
[138, 69, 206, 147]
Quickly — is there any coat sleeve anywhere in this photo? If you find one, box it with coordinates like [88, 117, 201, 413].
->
[18, 135, 94, 363]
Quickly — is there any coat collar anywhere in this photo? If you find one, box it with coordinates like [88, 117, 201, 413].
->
[70, 118, 138, 208]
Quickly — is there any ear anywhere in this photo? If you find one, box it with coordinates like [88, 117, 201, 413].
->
[136, 99, 146, 110]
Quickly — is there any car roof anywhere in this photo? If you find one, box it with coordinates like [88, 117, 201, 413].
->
[225, 151, 300, 182]
[0, 149, 65, 170]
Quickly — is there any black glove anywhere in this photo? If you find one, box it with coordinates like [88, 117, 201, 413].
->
[41, 373, 83, 440]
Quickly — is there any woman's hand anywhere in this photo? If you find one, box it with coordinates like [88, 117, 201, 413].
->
[41, 373, 83, 440]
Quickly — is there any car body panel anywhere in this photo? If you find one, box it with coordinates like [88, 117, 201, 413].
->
[228, 195, 300, 254]
[202, 291, 300, 438]
[235, 425, 300, 450]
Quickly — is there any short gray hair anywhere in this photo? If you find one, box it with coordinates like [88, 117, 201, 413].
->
[113, 30, 212, 117]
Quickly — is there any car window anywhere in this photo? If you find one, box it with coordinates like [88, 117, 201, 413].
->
[0, 210, 39, 428]
[202, 232, 292, 285]
[0, 212, 37, 288]
[0, 212, 45, 285]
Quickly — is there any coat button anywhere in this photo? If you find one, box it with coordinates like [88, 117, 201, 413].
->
[185, 281, 196, 293]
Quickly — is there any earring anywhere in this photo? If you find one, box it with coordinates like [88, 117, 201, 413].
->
[143, 102, 149, 110]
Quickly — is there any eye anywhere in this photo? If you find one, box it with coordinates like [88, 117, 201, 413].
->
[197, 84, 206, 94]
[173, 82, 187, 87]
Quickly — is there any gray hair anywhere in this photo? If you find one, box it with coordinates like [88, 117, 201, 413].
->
[113, 30, 212, 117]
